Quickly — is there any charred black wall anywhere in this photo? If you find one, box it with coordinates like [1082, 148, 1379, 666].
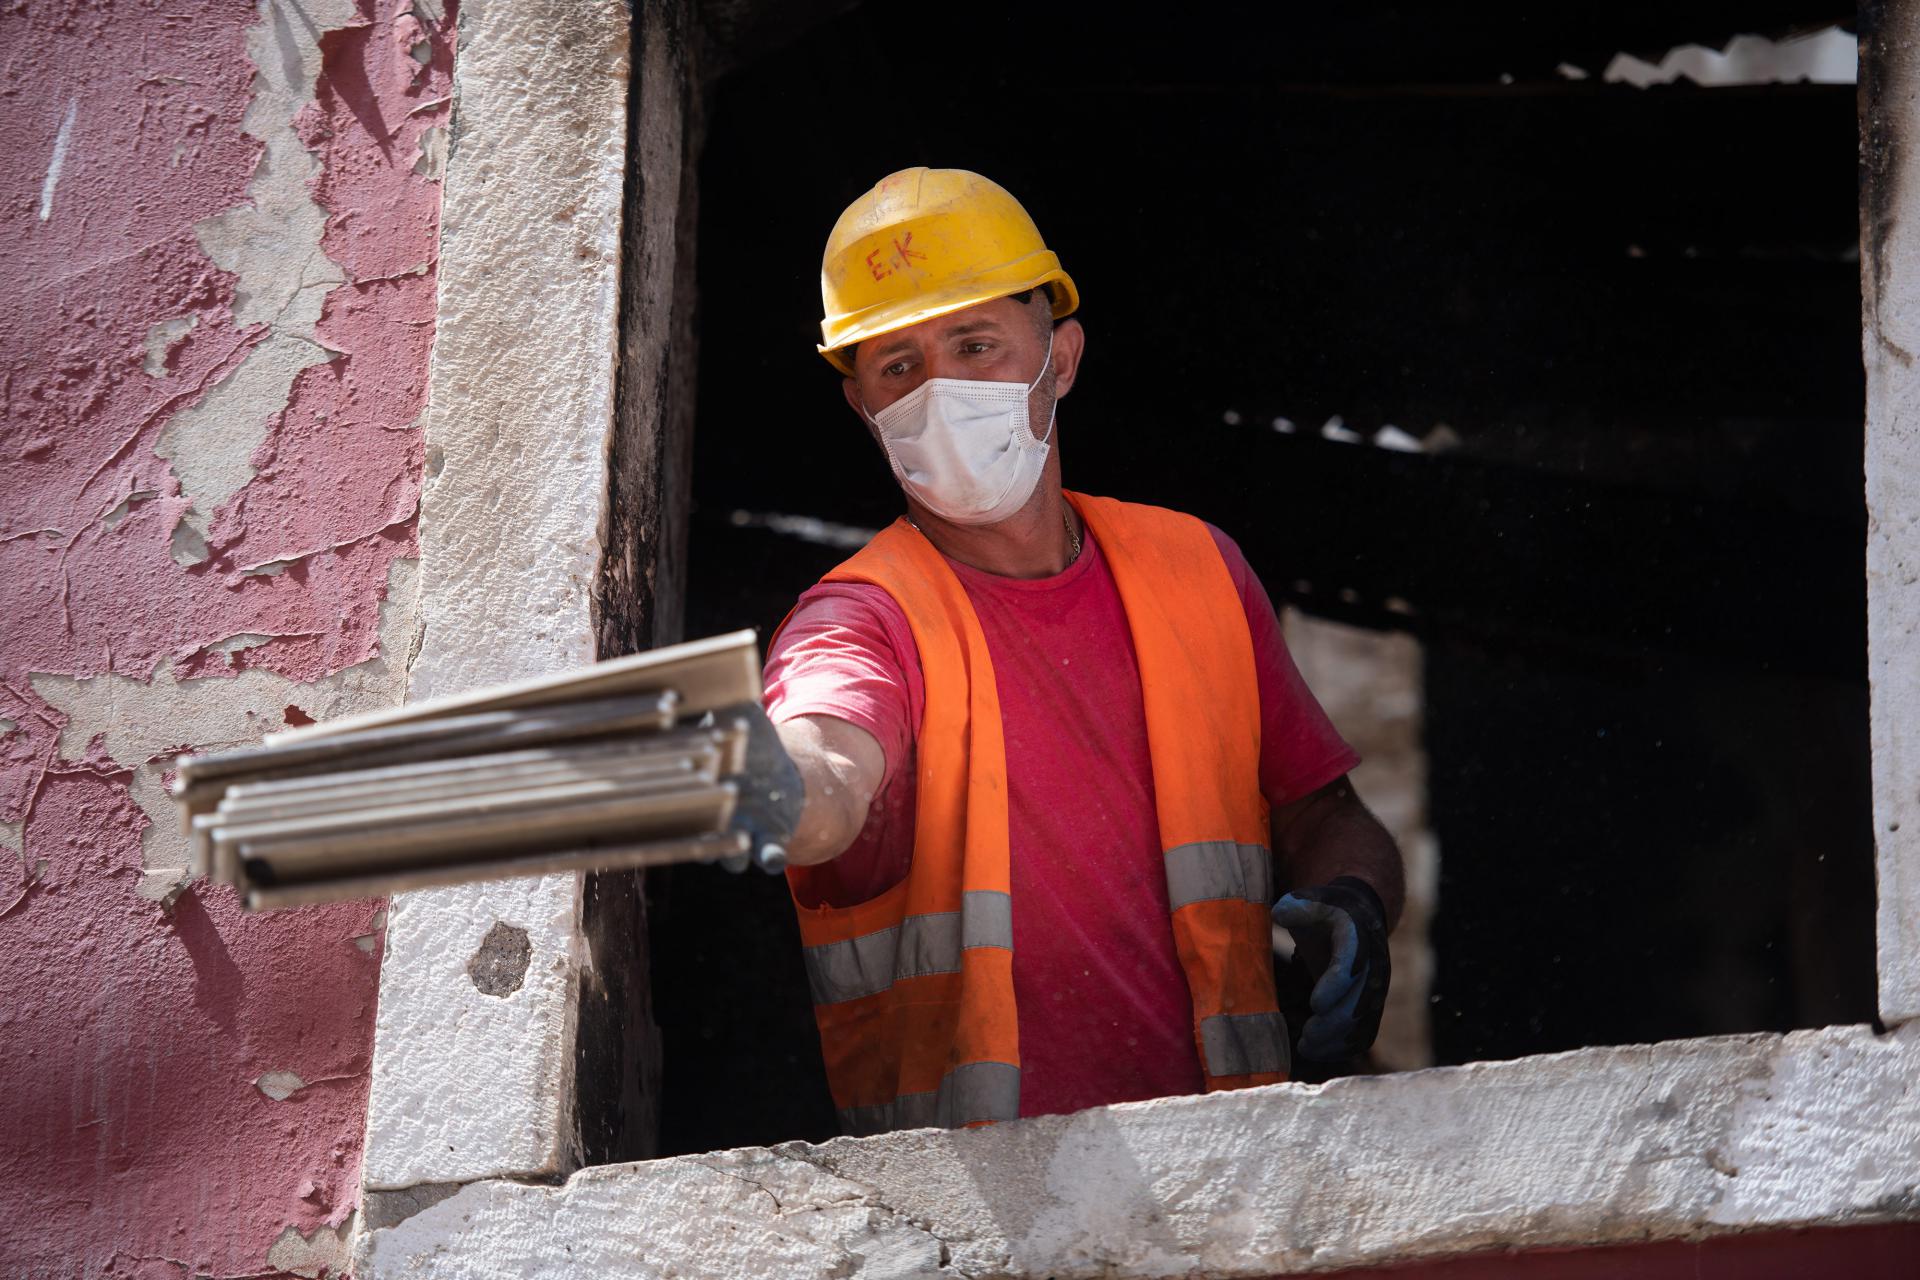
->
[652, 2, 1874, 1154]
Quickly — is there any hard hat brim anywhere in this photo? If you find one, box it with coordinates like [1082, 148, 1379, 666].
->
[818, 265, 1079, 377]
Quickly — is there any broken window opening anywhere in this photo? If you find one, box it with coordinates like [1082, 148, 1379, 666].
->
[620, 1, 1876, 1162]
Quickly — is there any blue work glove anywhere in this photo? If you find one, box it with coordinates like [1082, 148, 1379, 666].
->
[708, 702, 805, 876]
[1270, 876, 1391, 1064]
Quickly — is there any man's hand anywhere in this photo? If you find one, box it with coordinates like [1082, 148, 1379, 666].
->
[715, 702, 808, 874]
[1271, 876, 1391, 1063]
[1268, 775, 1403, 1066]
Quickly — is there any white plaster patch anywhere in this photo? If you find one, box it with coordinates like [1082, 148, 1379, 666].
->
[197, 0, 355, 329]
[168, 521, 211, 568]
[412, 125, 447, 180]
[257, 1070, 308, 1101]
[38, 98, 77, 222]
[353, 906, 390, 952]
[153, 332, 337, 559]
[241, 555, 297, 577]
[30, 556, 417, 875]
[194, 632, 280, 659]
[268, 1216, 356, 1279]
[136, 866, 188, 907]
[165, 0, 356, 543]
[359, 1025, 1920, 1279]
[143, 315, 198, 376]
[101, 490, 157, 531]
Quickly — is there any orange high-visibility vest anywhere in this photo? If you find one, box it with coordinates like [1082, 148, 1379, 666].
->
[786, 491, 1287, 1135]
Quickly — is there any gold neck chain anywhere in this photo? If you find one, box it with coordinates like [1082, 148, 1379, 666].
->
[904, 507, 1082, 567]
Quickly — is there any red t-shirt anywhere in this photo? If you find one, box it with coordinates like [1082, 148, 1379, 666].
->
[765, 521, 1359, 1120]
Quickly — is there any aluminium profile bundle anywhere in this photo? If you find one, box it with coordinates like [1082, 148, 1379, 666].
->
[168, 630, 800, 910]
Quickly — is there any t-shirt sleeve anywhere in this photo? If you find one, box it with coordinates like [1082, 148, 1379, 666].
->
[1207, 524, 1363, 805]
[764, 581, 923, 910]
[763, 581, 917, 791]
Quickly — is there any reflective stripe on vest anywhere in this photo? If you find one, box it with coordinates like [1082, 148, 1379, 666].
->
[1165, 840, 1273, 911]
[1201, 1011, 1291, 1078]
[785, 492, 1288, 1134]
[838, 1060, 1022, 1137]
[803, 890, 1013, 1006]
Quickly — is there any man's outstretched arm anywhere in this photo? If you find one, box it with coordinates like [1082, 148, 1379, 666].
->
[773, 713, 887, 867]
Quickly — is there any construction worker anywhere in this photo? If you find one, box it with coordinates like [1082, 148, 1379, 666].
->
[764, 167, 1405, 1136]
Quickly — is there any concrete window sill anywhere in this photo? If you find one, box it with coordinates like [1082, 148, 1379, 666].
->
[358, 1022, 1920, 1277]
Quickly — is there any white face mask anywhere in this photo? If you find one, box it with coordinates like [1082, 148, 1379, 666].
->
[864, 334, 1056, 526]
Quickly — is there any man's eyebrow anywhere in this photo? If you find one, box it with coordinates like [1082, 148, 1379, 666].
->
[868, 335, 918, 362]
[867, 318, 1008, 366]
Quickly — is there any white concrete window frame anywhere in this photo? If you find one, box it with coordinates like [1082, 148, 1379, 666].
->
[355, 2, 1920, 1273]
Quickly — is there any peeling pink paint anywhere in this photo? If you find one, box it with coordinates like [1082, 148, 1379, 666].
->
[2, 764, 384, 1277]
[0, 1, 455, 1275]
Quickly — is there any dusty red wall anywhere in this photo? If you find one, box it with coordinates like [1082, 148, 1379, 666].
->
[0, 1, 454, 1275]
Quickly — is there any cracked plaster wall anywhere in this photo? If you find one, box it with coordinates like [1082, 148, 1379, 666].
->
[0, 1, 456, 1275]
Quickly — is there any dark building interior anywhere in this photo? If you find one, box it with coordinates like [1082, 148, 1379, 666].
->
[646, 2, 1875, 1157]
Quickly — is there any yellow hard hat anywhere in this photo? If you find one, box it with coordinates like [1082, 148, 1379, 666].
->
[817, 167, 1079, 376]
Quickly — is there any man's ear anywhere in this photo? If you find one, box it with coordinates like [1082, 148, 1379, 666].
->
[1050, 316, 1087, 399]
[843, 375, 885, 445]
